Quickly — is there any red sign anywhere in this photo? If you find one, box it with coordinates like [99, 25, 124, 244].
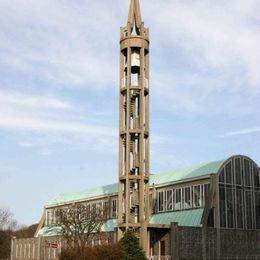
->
[51, 243, 58, 248]
[45, 241, 59, 248]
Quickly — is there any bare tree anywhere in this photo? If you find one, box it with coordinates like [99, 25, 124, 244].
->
[55, 203, 108, 257]
[0, 207, 17, 230]
[0, 208, 17, 259]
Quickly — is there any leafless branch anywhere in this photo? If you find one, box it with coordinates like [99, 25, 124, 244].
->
[54, 203, 108, 253]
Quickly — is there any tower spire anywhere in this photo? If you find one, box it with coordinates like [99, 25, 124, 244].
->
[127, 0, 143, 34]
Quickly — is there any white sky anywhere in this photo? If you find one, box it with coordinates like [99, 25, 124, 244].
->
[0, 0, 259, 225]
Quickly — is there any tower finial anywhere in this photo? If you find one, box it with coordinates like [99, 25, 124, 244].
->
[127, 0, 142, 30]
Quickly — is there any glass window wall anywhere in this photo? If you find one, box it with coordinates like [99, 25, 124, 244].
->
[219, 156, 259, 230]
[156, 183, 210, 213]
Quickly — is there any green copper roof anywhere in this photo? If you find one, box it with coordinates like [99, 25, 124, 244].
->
[47, 183, 118, 206]
[37, 218, 118, 237]
[150, 208, 204, 227]
[37, 209, 204, 237]
[37, 226, 62, 237]
[101, 218, 118, 232]
[47, 159, 226, 207]
[150, 159, 225, 186]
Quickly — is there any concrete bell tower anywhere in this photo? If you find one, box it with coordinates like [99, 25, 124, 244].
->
[118, 0, 150, 253]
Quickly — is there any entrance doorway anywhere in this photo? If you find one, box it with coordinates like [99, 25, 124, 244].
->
[160, 240, 165, 256]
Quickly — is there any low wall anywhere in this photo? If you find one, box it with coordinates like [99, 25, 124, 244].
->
[10, 232, 115, 260]
[11, 236, 62, 260]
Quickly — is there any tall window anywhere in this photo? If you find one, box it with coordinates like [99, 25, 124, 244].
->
[46, 210, 55, 225]
[219, 156, 260, 229]
[226, 187, 234, 228]
[255, 191, 260, 229]
[236, 188, 244, 228]
[166, 190, 173, 211]
[254, 166, 260, 188]
[103, 201, 108, 218]
[158, 191, 164, 212]
[175, 189, 181, 210]
[184, 187, 191, 209]
[112, 199, 117, 217]
[244, 159, 251, 187]
[219, 186, 226, 227]
[235, 158, 242, 185]
[193, 185, 201, 207]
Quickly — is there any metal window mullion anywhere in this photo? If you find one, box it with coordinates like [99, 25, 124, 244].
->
[181, 187, 184, 209]
[199, 184, 203, 207]
[158, 191, 161, 212]
[204, 183, 206, 207]
[250, 161, 255, 229]
[172, 188, 174, 211]
[190, 186, 192, 208]
[161, 191, 164, 212]
[251, 161, 254, 187]
[156, 191, 159, 213]
[231, 185, 236, 228]
[231, 160, 235, 228]
[242, 159, 248, 229]
[166, 189, 169, 211]
[239, 157, 242, 185]
[183, 187, 185, 209]
[164, 190, 166, 211]
[173, 189, 176, 210]
[244, 189, 248, 229]
[224, 166, 228, 228]
[233, 157, 237, 185]
[192, 185, 194, 208]
[252, 187, 256, 229]
[163, 190, 165, 212]
[170, 189, 173, 210]
[234, 186, 238, 229]
[249, 160, 252, 187]
[234, 182, 238, 228]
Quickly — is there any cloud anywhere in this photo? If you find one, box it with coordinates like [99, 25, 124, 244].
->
[148, 0, 260, 88]
[221, 127, 260, 137]
[0, 89, 117, 153]
[0, 0, 120, 88]
[0, 109, 116, 137]
[143, 0, 260, 119]
[0, 90, 71, 109]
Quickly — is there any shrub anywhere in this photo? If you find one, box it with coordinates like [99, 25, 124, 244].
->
[119, 229, 146, 260]
[59, 243, 124, 260]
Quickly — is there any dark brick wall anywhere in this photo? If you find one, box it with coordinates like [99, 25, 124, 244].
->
[150, 226, 260, 259]
[178, 227, 202, 259]
[205, 228, 217, 259]
[178, 227, 260, 259]
[220, 229, 260, 257]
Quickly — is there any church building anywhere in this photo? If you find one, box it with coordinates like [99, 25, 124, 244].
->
[11, 1, 260, 259]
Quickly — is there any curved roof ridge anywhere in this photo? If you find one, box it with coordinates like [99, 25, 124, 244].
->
[47, 183, 118, 206]
[47, 158, 229, 207]
[150, 158, 226, 186]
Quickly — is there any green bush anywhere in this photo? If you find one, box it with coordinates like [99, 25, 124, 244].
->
[119, 229, 146, 260]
